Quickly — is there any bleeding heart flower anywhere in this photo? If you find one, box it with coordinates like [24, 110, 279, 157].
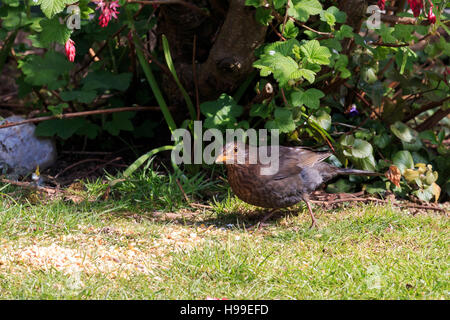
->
[65, 39, 76, 62]
[377, 0, 386, 10]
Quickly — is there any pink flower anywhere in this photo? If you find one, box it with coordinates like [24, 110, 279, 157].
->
[65, 39, 76, 62]
[408, 0, 423, 17]
[378, 0, 386, 10]
[428, 4, 436, 24]
[95, 0, 120, 28]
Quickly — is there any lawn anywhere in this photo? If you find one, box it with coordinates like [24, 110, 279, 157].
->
[0, 169, 448, 300]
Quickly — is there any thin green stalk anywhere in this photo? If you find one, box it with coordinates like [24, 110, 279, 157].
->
[124, 145, 175, 177]
[162, 34, 196, 119]
[126, 9, 177, 133]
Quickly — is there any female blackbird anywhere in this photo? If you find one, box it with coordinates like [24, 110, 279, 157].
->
[215, 141, 382, 228]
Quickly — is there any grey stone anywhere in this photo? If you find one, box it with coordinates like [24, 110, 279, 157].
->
[0, 115, 57, 175]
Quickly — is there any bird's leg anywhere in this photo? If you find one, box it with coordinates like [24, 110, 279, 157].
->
[304, 199, 318, 228]
[249, 209, 278, 230]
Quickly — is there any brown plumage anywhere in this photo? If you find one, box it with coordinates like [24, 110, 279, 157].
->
[216, 141, 382, 228]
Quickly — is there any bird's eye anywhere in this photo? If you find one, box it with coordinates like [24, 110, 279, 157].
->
[234, 147, 238, 153]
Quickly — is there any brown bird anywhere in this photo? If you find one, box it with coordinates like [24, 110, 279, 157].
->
[215, 141, 382, 228]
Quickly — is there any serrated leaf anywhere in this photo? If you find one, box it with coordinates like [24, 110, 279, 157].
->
[300, 40, 331, 65]
[38, 16, 71, 47]
[18, 51, 73, 87]
[265, 107, 296, 133]
[200, 94, 243, 129]
[35, 118, 85, 139]
[253, 52, 299, 87]
[290, 88, 324, 109]
[287, 0, 322, 22]
[36, 0, 78, 18]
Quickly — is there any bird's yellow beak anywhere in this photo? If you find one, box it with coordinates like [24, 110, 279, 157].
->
[215, 153, 228, 163]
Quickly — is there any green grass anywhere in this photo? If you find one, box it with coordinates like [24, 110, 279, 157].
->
[0, 168, 448, 299]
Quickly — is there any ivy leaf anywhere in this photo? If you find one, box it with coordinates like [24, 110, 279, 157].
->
[35, 0, 78, 18]
[290, 88, 324, 109]
[265, 108, 296, 133]
[287, 0, 322, 22]
[300, 40, 331, 65]
[393, 150, 414, 174]
[200, 94, 243, 129]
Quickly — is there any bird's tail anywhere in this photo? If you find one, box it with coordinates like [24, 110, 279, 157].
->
[336, 168, 383, 177]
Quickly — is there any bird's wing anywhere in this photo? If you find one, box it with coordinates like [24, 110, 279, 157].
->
[270, 146, 331, 180]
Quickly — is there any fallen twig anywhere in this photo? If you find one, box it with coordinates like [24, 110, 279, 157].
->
[0, 106, 167, 130]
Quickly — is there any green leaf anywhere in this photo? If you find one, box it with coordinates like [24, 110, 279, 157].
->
[310, 110, 331, 130]
[255, 7, 273, 26]
[18, 51, 73, 87]
[289, 68, 316, 84]
[265, 107, 296, 133]
[281, 20, 299, 39]
[335, 25, 353, 40]
[390, 121, 418, 143]
[60, 90, 97, 104]
[48, 103, 68, 116]
[104, 112, 135, 136]
[290, 88, 324, 109]
[272, 0, 288, 9]
[200, 94, 243, 129]
[300, 40, 331, 65]
[35, 118, 86, 139]
[253, 51, 300, 87]
[373, 133, 391, 149]
[393, 150, 414, 174]
[245, 0, 263, 7]
[82, 71, 132, 91]
[250, 103, 271, 119]
[35, 0, 78, 18]
[38, 16, 71, 47]
[76, 121, 101, 139]
[287, 0, 322, 22]
[350, 139, 373, 158]
[326, 178, 353, 193]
